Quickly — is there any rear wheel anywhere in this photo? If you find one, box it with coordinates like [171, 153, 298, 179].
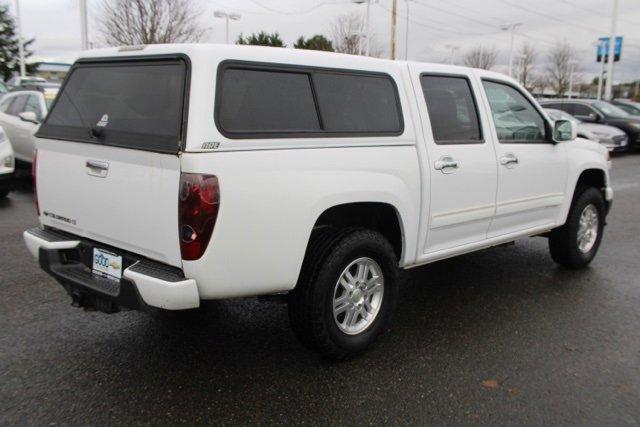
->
[549, 187, 605, 269]
[288, 228, 398, 360]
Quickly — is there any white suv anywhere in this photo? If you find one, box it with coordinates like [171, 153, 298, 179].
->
[0, 125, 14, 198]
[0, 89, 55, 165]
[24, 45, 612, 359]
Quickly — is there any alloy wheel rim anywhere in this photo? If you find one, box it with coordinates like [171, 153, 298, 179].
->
[577, 204, 599, 254]
[332, 257, 384, 335]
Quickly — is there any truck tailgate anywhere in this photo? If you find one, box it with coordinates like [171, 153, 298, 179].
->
[37, 139, 182, 267]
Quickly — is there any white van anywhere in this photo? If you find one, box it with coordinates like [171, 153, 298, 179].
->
[24, 44, 612, 359]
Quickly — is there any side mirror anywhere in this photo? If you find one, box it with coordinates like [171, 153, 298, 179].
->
[18, 111, 39, 124]
[575, 113, 598, 123]
[552, 119, 577, 143]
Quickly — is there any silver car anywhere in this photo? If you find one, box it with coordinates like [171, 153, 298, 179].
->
[545, 108, 628, 152]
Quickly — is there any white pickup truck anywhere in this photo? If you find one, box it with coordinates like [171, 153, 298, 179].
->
[24, 45, 612, 359]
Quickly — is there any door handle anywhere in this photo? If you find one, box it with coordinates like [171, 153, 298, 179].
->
[434, 156, 459, 174]
[500, 153, 519, 167]
[86, 160, 109, 178]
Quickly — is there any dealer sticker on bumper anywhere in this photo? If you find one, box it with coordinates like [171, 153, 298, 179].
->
[92, 248, 123, 280]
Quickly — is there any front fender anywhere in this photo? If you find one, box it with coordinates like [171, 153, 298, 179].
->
[558, 140, 611, 225]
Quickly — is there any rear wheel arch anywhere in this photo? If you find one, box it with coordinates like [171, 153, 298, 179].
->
[307, 202, 405, 264]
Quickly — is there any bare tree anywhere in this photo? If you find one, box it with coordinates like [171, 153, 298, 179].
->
[331, 13, 382, 56]
[516, 42, 536, 91]
[464, 46, 498, 70]
[99, 0, 206, 46]
[331, 13, 363, 55]
[529, 75, 549, 96]
[546, 41, 578, 96]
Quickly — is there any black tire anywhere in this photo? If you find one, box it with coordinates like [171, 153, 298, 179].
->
[288, 228, 398, 360]
[549, 187, 605, 269]
[0, 190, 8, 199]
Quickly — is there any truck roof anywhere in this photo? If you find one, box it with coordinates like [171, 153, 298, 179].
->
[75, 43, 503, 78]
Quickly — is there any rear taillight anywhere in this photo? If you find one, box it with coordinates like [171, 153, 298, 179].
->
[178, 173, 220, 261]
[32, 150, 39, 216]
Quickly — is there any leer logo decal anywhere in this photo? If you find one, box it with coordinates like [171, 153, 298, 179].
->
[96, 114, 109, 127]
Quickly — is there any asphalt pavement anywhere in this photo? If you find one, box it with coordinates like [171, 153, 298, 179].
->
[1, 155, 639, 425]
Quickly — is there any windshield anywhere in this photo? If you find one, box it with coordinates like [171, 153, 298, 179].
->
[616, 103, 640, 116]
[21, 78, 46, 85]
[43, 88, 58, 109]
[592, 101, 630, 118]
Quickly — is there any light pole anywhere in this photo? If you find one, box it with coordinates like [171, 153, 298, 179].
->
[604, 0, 618, 100]
[353, 0, 375, 56]
[404, 0, 412, 60]
[501, 22, 522, 77]
[14, 0, 25, 77]
[445, 44, 459, 64]
[568, 61, 577, 99]
[515, 55, 525, 84]
[595, 39, 605, 100]
[79, 0, 88, 50]
[214, 10, 241, 44]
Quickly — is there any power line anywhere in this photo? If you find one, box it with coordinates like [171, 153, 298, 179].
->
[559, 0, 638, 27]
[248, 0, 351, 16]
[500, 0, 639, 46]
[412, 0, 499, 29]
[499, 0, 609, 36]
[375, 2, 501, 37]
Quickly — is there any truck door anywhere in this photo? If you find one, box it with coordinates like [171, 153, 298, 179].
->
[477, 77, 568, 237]
[410, 65, 498, 254]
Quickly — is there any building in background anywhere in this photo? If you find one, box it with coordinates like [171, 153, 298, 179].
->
[32, 62, 71, 82]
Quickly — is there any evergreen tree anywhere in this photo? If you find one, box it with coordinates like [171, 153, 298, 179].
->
[236, 32, 285, 47]
[294, 35, 334, 52]
[0, 4, 36, 81]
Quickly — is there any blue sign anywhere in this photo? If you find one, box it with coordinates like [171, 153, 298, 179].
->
[597, 36, 623, 62]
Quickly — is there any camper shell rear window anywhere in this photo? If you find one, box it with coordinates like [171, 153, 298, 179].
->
[36, 56, 189, 154]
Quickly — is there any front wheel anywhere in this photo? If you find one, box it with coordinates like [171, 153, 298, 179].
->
[549, 187, 605, 269]
[288, 229, 398, 360]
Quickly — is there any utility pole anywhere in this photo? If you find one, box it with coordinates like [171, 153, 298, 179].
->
[604, 0, 618, 100]
[390, 0, 397, 60]
[14, 0, 25, 77]
[79, 0, 88, 50]
[404, 0, 410, 60]
[501, 23, 522, 77]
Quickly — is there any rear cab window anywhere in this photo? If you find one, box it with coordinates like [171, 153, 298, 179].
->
[36, 56, 189, 154]
[420, 75, 483, 144]
[215, 62, 403, 138]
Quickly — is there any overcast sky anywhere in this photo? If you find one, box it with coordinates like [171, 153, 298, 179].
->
[12, 0, 640, 83]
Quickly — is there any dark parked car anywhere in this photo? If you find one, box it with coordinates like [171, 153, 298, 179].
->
[539, 99, 640, 149]
[612, 99, 640, 116]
